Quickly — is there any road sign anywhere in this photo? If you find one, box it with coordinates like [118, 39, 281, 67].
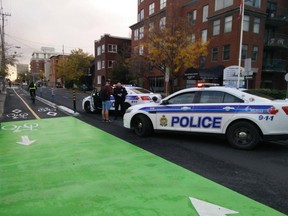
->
[165, 67, 170, 82]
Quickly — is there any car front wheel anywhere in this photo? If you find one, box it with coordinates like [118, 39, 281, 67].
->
[226, 121, 261, 150]
[133, 115, 153, 137]
[84, 101, 92, 113]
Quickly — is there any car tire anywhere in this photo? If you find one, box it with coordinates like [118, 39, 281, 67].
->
[133, 115, 153, 137]
[226, 121, 261, 150]
[84, 101, 92, 113]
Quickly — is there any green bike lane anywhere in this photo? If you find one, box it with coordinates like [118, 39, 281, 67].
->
[0, 116, 285, 216]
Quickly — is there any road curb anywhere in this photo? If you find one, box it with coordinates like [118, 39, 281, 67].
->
[36, 96, 80, 117]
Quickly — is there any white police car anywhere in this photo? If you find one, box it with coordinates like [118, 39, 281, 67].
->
[82, 86, 162, 113]
[123, 86, 288, 150]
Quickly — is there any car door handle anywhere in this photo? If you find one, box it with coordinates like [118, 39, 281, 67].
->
[181, 106, 191, 110]
[223, 106, 235, 111]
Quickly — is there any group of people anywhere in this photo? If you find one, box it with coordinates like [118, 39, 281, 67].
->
[100, 79, 127, 122]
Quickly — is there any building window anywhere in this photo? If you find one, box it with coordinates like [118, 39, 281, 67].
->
[243, 15, 250, 32]
[97, 46, 101, 56]
[108, 44, 117, 53]
[191, 33, 196, 43]
[241, 44, 248, 59]
[160, 0, 166, 10]
[252, 46, 259, 61]
[149, 76, 164, 93]
[160, 17, 166, 29]
[215, 0, 233, 11]
[97, 61, 101, 70]
[253, 17, 260, 34]
[101, 44, 105, 53]
[222, 45, 230, 61]
[108, 60, 115, 68]
[201, 29, 208, 43]
[149, 22, 154, 31]
[211, 47, 218, 62]
[134, 29, 139, 41]
[224, 16, 232, 33]
[97, 75, 101, 85]
[139, 45, 144, 56]
[213, 19, 220, 36]
[187, 10, 197, 25]
[102, 60, 105, 69]
[202, 5, 209, 22]
[139, 9, 144, 21]
[245, 0, 261, 8]
[149, 3, 155, 15]
[139, 26, 144, 39]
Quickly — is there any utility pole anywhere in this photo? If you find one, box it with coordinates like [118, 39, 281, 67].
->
[0, 0, 11, 92]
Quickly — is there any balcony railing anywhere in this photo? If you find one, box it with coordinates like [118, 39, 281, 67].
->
[265, 34, 288, 49]
[267, 8, 288, 22]
[262, 59, 288, 72]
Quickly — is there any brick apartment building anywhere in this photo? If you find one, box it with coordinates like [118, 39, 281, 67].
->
[30, 47, 58, 83]
[49, 55, 68, 87]
[130, 0, 288, 92]
[94, 34, 131, 89]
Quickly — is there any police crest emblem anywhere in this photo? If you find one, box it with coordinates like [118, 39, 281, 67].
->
[160, 115, 168, 127]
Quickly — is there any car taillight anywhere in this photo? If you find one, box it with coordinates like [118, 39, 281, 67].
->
[282, 106, 288, 115]
[141, 96, 150, 100]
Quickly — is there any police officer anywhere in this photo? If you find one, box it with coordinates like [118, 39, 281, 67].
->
[113, 82, 127, 120]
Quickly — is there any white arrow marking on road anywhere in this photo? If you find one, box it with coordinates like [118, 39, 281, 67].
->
[17, 136, 36, 146]
[189, 197, 238, 216]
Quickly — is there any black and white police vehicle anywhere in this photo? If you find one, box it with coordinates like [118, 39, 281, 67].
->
[82, 85, 162, 113]
[123, 86, 288, 150]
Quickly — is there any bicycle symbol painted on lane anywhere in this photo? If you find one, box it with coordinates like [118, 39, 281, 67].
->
[6, 109, 29, 119]
[1, 123, 39, 133]
[38, 107, 57, 116]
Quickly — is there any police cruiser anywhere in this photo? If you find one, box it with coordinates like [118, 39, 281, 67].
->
[82, 85, 162, 113]
[123, 86, 288, 150]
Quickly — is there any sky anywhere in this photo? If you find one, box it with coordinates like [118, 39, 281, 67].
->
[3, 0, 137, 65]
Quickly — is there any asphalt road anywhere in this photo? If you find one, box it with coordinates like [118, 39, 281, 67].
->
[2, 86, 288, 215]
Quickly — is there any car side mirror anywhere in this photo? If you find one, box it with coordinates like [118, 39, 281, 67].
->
[152, 96, 158, 102]
[161, 100, 169, 105]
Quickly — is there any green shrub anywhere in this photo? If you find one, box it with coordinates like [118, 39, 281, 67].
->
[248, 89, 287, 99]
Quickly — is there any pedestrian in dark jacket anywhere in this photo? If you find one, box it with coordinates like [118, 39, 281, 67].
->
[113, 82, 127, 120]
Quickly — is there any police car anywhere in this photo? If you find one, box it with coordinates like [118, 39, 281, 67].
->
[123, 86, 288, 150]
[82, 85, 162, 113]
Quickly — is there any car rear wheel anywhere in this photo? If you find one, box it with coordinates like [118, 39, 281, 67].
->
[133, 115, 153, 137]
[84, 101, 92, 113]
[226, 121, 260, 150]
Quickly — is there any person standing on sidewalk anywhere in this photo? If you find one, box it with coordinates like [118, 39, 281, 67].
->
[113, 82, 127, 120]
[100, 79, 113, 122]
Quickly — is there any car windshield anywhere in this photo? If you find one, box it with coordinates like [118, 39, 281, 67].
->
[130, 87, 152, 94]
[243, 90, 275, 101]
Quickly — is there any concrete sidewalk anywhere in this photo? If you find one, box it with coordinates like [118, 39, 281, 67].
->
[0, 91, 6, 122]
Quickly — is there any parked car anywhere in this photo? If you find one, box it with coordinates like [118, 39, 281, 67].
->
[123, 86, 288, 150]
[56, 82, 63, 88]
[82, 86, 162, 113]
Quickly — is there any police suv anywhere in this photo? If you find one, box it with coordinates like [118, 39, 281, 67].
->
[123, 86, 288, 150]
[82, 86, 162, 113]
